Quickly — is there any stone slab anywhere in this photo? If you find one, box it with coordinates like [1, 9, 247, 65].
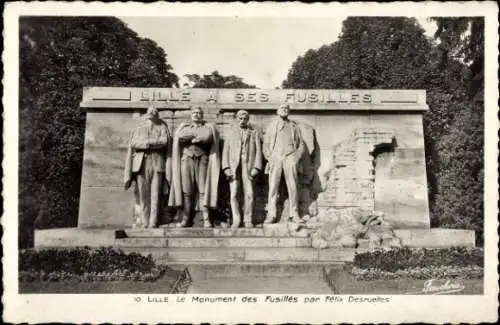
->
[117, 247, 354, 264]
[166, 237, 311, 248]
[164, 248, 247, 262]
[81, 87, 428, 110]
[168, 262, 344, 278]
[34, 228, 116, 248]
[122, 228, 166, 237]
[186, 274, 333, 294]
[244, 248, 319, 261]
[114, 238, 169, 248]
[394, 228, 475, 247]
[124, 227, 309, 238]
[78, 186, 133, 228]
[114, 236, 311, 248]
[78, 96, 430, 230]
[318, 248, 357, 262]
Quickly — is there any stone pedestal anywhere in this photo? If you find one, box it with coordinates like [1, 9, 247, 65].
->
[35, 227, 475, 266]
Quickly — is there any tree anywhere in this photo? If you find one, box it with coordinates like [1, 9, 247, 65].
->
[19, 17, 178, 248]
[283, 17, 434, 90]
[430, 17, 484, 100]
[429, 17, 484, 245]
[184, 71, 256, 88]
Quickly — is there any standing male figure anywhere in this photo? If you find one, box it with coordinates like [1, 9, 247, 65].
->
[262, 103, 305, 224]
[169, 106, 220, 228]
[222, 110, 262, 228]
[124, 106, 172, 228]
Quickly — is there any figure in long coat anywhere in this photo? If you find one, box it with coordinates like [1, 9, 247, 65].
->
[222, 110, 262, 228]
[168, 106, 220, 228]
[124, 106, 172, 228]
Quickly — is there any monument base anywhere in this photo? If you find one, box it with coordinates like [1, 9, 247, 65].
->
[34, 227, 475, 253]
[33, 227, 475, 282]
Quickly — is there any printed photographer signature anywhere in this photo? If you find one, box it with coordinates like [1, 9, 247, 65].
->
[408, 279, 465, 295]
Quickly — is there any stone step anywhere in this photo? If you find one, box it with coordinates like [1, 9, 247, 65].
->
[119, 247, 355, 263]
[119, 225, 310, 238]
[186, 274, 333, 293]
[114, 237, 312, 248]
[168, 261, 344, 278]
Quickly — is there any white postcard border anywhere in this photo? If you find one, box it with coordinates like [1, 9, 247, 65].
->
[2, 2, 499, 323]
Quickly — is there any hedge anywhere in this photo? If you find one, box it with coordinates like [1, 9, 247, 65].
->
[19, 247, 157, 275]
[354, 247, 483, 272]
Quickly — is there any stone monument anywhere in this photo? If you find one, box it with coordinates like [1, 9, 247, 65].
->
[35, 88, 476, 271]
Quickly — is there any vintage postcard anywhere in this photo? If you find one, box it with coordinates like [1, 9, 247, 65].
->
[2, 1, 499, 323]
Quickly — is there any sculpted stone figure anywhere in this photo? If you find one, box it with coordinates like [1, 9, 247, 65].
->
[168, 106, 220, 228]
[124, 106, 172, 228]
[222, 110, 262, 228]
[263, 104, 306, 224]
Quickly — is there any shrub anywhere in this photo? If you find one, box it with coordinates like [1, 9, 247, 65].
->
[19, 247, 157, 274]
[354, 247, 483, 272]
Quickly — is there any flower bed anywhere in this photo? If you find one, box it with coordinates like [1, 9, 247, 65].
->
[354, 247, 483, 272]
[348, 247, 484, 280]
[19, 247, 168, 282]
[325, 247, 484, 294]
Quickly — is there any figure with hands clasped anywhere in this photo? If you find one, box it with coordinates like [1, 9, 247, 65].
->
[222, 110, 262, 228]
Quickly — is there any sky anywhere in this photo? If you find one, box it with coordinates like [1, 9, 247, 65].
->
[120, 17, 437, 89]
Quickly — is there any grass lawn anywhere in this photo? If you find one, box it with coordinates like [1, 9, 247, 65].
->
[332, 271, 483, 295]
[19, 269, 184, 294]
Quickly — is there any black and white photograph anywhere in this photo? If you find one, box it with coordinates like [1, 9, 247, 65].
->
[2, 2, 498, 323]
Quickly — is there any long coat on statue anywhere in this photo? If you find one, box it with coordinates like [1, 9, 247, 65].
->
[168, 121, 221, 209]
[123, 119, 172, 187]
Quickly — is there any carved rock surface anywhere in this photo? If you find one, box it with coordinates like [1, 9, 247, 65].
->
[311, 208, 402, 250]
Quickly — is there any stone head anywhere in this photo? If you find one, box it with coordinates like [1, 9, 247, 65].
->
[190, 106, 204, 123]
[236, 110, 250, 128]
[277, 104, 290, 119]
[145, 106, 159, 121]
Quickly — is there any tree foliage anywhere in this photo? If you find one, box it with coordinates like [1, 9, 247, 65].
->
[184, 70, 256, 88]
[282, 17, 484, 244]
[19, 17, 178, 248]
[429, 17, 484, 244]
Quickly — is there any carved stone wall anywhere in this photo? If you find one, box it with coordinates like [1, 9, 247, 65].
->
[318, 128, 395, 212]
[78, 88, 430, 229]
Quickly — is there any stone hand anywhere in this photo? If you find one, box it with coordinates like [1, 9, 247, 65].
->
[250, 168, 259, 179]
[124, 180, 132, 191]
[191, 137, 201, 144]
[224, 169, 234, 181]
